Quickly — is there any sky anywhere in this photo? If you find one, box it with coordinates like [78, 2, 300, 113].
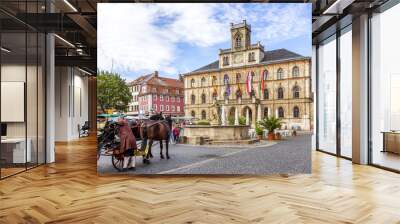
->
[97, 3, 311, 81]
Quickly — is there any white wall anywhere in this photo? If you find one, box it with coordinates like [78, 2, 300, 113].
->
[54, 67, 89, 141]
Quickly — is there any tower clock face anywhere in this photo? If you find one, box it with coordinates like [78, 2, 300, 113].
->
[233, 54, 243, 64]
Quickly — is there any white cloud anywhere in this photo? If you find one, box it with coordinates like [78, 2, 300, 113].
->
[252, 4, 311, 45]
[97, 3, 311, 77]
[155, 4, 230, 47]
[98, 4, 177, 75]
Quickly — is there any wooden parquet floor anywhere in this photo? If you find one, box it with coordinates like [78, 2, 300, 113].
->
[1, 136, 400, 224]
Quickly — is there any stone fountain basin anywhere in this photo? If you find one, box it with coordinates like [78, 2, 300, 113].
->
[184, 125, 250, 141]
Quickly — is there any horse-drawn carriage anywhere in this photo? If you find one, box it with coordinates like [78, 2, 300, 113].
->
[97, 115, 171, 172]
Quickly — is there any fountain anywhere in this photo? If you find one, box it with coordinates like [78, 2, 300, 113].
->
[182, 100, 256, 145]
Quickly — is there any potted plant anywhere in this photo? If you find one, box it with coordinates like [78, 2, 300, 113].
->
[238, 116, 246, 125]
[255, 124, 264, 140]
[258, 116, 282, 140]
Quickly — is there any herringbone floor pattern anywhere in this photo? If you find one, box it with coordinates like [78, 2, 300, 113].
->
[1, 136, 400, 223]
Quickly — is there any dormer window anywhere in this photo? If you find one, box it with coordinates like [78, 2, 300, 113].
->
[248, 52, 255, 62]
[223, 56, 230, 66]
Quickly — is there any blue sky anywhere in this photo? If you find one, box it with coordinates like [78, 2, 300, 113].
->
[98, 3, 311, 81]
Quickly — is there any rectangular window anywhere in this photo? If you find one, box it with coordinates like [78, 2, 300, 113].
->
[166, 105, 169, 111]
[177, 97, 180, 102]
[153, 94, 157, 100]
[166, 96, 169, 102]
[172, 106, 175, 112]
[160, 95, 164, 101]
[340, 26, 352, 158]
[177, 106, 180, 112]
[160, 105, 164, 111]
[370, 4, 400, 171]
[317, 35, 337, 155]
[171, 96, 175, 102]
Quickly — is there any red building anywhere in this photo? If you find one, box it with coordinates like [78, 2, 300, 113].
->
[127, 71, 184, 117]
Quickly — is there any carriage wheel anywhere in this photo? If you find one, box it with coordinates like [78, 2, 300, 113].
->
[112, 154, 124, 172]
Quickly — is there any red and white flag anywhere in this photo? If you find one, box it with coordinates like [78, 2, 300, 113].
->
[246, 71, 253, 94]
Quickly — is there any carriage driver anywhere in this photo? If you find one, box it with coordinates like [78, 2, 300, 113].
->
[117, 117, 138, 171]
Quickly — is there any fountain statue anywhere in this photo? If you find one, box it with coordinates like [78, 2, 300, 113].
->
[210, 101, 221, 125]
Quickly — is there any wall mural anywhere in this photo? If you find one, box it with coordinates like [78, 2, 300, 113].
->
[97, 3, 312, 175]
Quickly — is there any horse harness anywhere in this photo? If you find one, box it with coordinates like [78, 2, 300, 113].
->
[140, 120, 170, 131]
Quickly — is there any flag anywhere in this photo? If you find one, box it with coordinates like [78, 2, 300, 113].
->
[246, 71, 253, 94]
[224, 74, 230, 96]
[261, 69, 266, 92]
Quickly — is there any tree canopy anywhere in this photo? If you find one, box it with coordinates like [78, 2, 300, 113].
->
[97, 70, 132, 113]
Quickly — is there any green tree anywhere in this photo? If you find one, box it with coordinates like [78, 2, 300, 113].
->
[97, 70, 132, 113]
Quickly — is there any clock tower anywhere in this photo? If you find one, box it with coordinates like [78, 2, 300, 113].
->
[230, 20, 251, 51]
[219, 21, 264, 68]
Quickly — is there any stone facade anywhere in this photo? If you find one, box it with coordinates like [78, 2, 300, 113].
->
[183, 21, 313, 130]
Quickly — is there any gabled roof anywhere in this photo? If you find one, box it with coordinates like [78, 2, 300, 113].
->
[127, 71, 183, 89]
[262, 48, 303, 62]
[191, 60, 220, 73]
[187, 48, 308, 75]
[127, 73, 153, 86]
[147, 76, 183, 88]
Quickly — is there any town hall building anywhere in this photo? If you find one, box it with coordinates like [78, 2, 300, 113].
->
[183, 20, 313, 130]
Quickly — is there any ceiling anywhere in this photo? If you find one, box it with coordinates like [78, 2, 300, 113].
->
[0, 0, 100, 74]
[310, 0, 390, 44]
[1, 0, 395, 72]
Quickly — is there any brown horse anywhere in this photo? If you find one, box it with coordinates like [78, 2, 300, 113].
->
[140, 119, 171, 161]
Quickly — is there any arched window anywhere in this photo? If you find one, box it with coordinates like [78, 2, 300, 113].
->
[293, 106, 300, 118]
[201, 93, 206, 104]
[191, 94, 196, 104]
[277, 87, 284, 99]
[191, 111, 196, 118]
[201, 77, 206, 87]
[264, 108, 268, 118]
[190, 79, 195, 87]
[292, 66, 299, 77]
[236, 73, 241, 83]
[263, 70, 268, 80]
[201, 110, 206, 120]
[235, 35, 242, 48]
[263, 89, 269, 99]
[277, 68, 284, 80]
[212, 76, 217, 86]
[278, 107, 284, 118]
[293, 85, 300, 98]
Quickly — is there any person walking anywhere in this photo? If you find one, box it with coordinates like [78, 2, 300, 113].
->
[172, 125, 180, 144]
